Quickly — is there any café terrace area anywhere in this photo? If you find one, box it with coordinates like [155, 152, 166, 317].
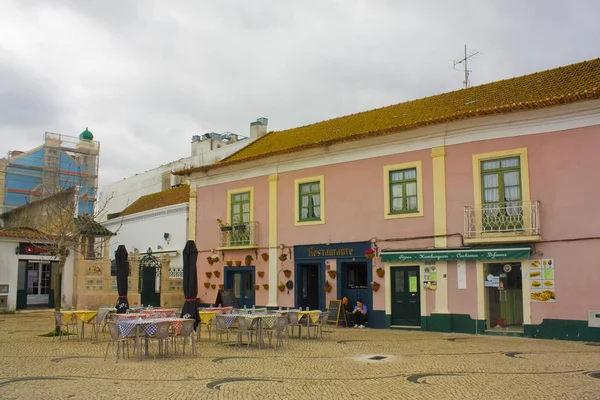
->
[0, 309, 599, 399]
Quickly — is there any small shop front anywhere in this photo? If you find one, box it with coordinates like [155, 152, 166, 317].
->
[381, 245, 533, 334]
[15, 242, 62, 310]
[293, 242, 374, 321]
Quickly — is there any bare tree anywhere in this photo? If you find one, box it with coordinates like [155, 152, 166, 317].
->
[2, 185, 120, 313]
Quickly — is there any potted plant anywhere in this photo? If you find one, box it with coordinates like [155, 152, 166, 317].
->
[226, 261, 233, 267]
[324, 281, 332, 293]
[283, 269, 292, 278]
[210, 284, 216, 289]
[211, 255, 220, 263]
[261, 252, 269, 261]
[205, 271, 212, 278]
[278, 254, 288, 262]
[371, 281, 381, 292]
[204, 282, 210, 288]
[376, 267, 385, 278]
[278, 281, 285, 292]
[235, 261, 242, 267]
[327, 270, 337, 279]
[365, 249, 376, 260]
[207, 256, 214, 265]
[217, 218, 232, 232]
[254, 284, 260, 290]
[262, 284, 269, 290]
[257, 271, 265, 278]
[218, 284, 224, 289]
[213, 270, 221, 278]
[244, 255, 254, 266]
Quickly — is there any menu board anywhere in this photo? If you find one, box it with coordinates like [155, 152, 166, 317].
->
[529, 259, 555, 302]
[423, 262, 437, 290]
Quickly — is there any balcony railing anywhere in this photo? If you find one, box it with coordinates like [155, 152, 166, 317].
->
[218, 221, 259, 248]
[464, 201, 540, 240]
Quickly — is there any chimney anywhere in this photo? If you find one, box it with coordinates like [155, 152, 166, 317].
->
[249, 117, 268, 139]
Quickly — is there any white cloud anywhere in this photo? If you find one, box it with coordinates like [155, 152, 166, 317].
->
[1, 0, 598, 188]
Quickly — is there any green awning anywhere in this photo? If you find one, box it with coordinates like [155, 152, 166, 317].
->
[380, 246, 531, 263]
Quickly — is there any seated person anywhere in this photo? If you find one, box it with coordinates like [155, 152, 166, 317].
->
[341, 297, 352, 327]
[351, 299, 368, 328]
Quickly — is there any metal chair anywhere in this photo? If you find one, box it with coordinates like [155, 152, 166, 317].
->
[53, 312, 74, 342]
[104, 321, 134, 362]
[236, 317, 257, 347]
[172, 320, 196, 355]
[215, 315, 235, 343]
[143, 321, 172, 359]
[308, 312, 329, 339]
[264, 315, 288, 348]
[287, 311, 303, 338]
[89, 308, 110, 341]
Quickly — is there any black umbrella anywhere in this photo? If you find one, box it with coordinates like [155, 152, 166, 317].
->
[115, 245, 130, 314]
[181, 240, 200, 329]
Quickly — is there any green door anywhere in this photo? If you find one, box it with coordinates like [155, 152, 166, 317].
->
[230, 191, 251, 246]
[141, 267, 160, 307]
[391, 267, 420, 326]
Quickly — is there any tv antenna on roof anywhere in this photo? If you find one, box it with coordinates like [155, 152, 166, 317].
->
[453, 44, 480, 89]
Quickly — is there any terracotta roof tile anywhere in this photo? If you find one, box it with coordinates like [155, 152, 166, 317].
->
[75, 215, 115, 236]
[121, 185, 189, 216]
[176, 58, 600, 174]
[0, 228, 47, 240]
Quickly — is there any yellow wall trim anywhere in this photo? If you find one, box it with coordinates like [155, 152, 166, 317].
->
[294, 175, 325, 226]
[268, 174, 279, 306]
[383, 160, 424, 220]
[431, 146, 447, 248]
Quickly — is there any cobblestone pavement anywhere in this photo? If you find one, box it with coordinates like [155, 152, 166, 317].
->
[0, 311, 599, 399]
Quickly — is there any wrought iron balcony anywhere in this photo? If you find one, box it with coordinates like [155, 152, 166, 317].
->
[464, 201, 540, 241]
[218, 221, 259, 248]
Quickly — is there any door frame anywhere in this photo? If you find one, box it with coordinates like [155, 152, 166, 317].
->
[480, 260, 528, 330]
[384, 262, 427, 328]
[337, 260, 373, 314]
[294, 261, 325, 310]
[224, 266, 255, 308]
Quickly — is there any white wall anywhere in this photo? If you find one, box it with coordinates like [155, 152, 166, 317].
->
[103, 203, 189, 268]
[100, 138, 254, 221]
[0, 239, 74, 311]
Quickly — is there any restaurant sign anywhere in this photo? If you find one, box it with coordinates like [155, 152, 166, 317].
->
[381, 246, 531, 263]
[294, 242, 372, 260]
[18, 242, 53, 256]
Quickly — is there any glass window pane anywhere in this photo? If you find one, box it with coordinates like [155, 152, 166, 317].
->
[407, 196, 418, 210]
[503, 171, 519, 186]
[395, 270, 404, 293]
[390, 171, 403, 182]
[405, 182, 417, 196]
[501, 157, 519, 168]
[392, 198, 403, 211]
[483, 174, 499, 188]
[482, 160, 500, 170]
[504, 187, 520, 201]
[404, 169, 416, 180]
[484, 188, 499, 203]
[391, 183, 402, 197]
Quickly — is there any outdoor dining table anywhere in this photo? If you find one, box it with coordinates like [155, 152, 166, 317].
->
[141, 308, 178, 318]
[224, 313, 280, 349]
[60, 310, 98, 339]
[117, 313, 150, 320]
[117, 317, 188, 361]
[296, 310, 322, 339]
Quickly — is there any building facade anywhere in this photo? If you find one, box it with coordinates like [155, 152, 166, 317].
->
[179, 59, 600, 341]
[99, 118, 268, 221]
[1, 130, 100, 216]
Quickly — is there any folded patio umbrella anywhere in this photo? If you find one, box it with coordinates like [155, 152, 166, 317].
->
[181, 240, 201, 329]
[115, 245, 130, 314]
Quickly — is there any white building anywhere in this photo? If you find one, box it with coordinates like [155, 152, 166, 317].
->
[100, 118, 268, 221]
[102, 185, 189, 269]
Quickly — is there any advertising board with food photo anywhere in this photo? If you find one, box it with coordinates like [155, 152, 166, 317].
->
[529, 259, 555, 302]
[423, 263, 437, 290]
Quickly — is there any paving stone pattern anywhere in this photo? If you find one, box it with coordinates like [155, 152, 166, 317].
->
[0, 311, 599, 399]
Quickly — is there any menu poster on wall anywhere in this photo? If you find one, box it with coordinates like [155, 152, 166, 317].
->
[423, 262, 437, 290]
[529, 259, 555, 302]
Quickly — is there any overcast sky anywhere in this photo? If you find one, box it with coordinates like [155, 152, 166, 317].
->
[1, 0, 599, 189]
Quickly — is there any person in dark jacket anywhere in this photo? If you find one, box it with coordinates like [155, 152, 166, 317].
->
[341, 297, 352, 327]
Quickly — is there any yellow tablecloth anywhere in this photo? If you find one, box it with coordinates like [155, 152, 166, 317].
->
[297, 310, 322, 323]
[198, 311, 217, 325]
[61, 310, 98, 324]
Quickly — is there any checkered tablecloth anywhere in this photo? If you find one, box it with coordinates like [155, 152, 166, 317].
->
[142, 309, 178, 318]
[259, 315, 280, 329]
[200, 307, 232, 315]
[117, 313, 149, 320]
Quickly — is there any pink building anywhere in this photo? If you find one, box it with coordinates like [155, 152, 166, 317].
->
[177, 59, 600, 341]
